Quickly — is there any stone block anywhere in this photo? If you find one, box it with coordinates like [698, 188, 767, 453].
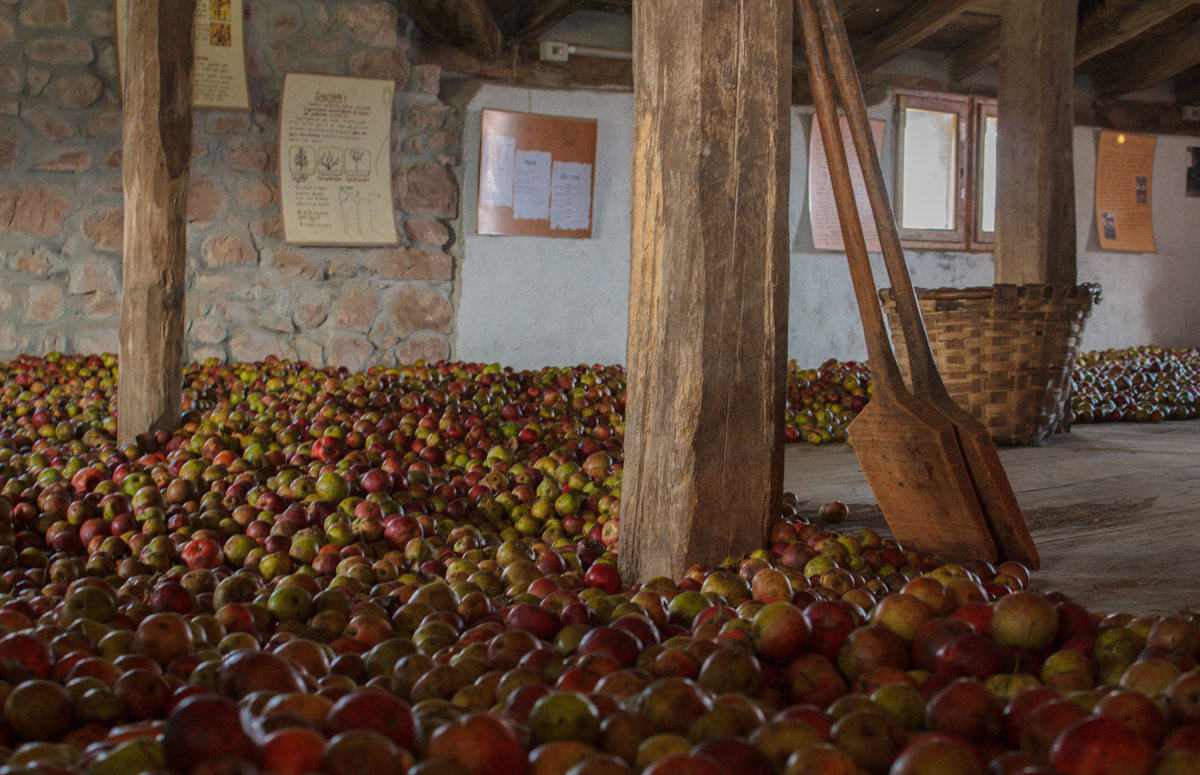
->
[0, 65, 21, 94]
[19, 0, 69, 28]
[1, 184, 71, 236]
[22, 105, 76, 139]
[46, 74, 102, 110]
[348, 49, 410, 84]
[87, 292, 118, 318]
[374, 247, 452, 281]
[383, 285, 452, 334]
[237, 179, 276, 208]
[292, 336, 323, 365]
[36, 148, 92, 172]
[186, 178, 225, 222]
[394, 334, 449, 365]
[26, 282, 63, 322]
[412, 64, 440, 95]
[25, 38, 94, 65]
[404, 217, 450, 247]
[82, 211, 123, 251]
[337, 3, 397, 48]
[0, 137, 19, 170]
[269, 250, 322, 280]
[74, 329, 118, 355]
[327, 334, 373, 373]
[10, 249, 52, 273]
[203, 235, 257, 266]
[0, 17, 13, 44]
[188, 314, 227, 344]
[68, 262, 117, 295]
[228, 329, 291, 363]
[208, 114, 252, 134]
[405, 101, 449, 129]
[395, 162, 458, 219]
[335, 279, 379, 333]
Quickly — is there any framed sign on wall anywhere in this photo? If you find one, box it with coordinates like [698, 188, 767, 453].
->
[477, 109, 598, 239]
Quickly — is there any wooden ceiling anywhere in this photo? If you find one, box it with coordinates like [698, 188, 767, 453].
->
[407, 0, 1200, 104]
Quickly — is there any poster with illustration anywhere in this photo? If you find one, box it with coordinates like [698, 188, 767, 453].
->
[279, 73, 399, 246]
[1094, 131, 1157, 253]
[115, 0, 250, 110]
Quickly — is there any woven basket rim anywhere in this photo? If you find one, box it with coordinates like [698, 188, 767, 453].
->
[880, 283, 1102, 304]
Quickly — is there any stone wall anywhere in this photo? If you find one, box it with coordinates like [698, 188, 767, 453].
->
[0, 0, 462, 371]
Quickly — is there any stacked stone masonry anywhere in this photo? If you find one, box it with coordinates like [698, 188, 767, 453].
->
[0, 0, 462, 371]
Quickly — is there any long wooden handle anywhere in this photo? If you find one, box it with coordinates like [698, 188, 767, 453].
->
[812, 0, 951, 402]
[796, 0, 905, 395]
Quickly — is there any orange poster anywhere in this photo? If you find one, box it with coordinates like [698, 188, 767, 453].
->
[1095, 130, 1157, 253]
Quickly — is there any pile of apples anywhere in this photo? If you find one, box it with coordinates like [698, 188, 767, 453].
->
[1071, 347, 1200, 424]
[784, 360, 871, 446]
[0, 352, 1196, 775]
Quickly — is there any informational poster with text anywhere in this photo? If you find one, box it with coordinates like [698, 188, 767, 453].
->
[808, 116, 887, 252]
[115, 0, 251, 110]
[477, 109, 598, 239]
[279, 73, 399, 246]
[1095, 130, 1157, 253]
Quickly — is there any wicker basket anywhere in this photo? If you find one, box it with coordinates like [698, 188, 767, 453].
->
[879, 284, 1102, 446]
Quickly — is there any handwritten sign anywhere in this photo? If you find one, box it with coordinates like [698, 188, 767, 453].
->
[477, 109, 598, 239]
[1095, 130, 1157, 253]
[115, 0, 250, 110]
[809, 116, 887, 252]
[279, 73, 398, 246]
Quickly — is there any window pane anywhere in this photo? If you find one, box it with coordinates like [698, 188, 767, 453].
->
[980, 115, 998, 234]
[901, 108, 957, 231]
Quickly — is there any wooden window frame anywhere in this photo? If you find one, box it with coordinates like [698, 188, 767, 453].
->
[894, 89, 997, 253]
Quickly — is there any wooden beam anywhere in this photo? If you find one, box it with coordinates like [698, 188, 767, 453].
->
[1077, 98, 1200, 135]
[405, 0, 503, 61]
[948, 27, 999, 81]
[1095, 16, 1200, 97]
[117, 0, 195, 445]
[418, 40, 633, 90]
[851, 0, 975, 72]
[995, 0, 1078, 286]
[1076, 0, 1198, 66]
[621, 0, 790, 582]
[951, 0, 1199, 81]
[514, 0, 590, 40]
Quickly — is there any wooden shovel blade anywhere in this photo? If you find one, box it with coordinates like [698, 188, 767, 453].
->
[848, 395, 999, 564]
[936, 402, 1040, 568]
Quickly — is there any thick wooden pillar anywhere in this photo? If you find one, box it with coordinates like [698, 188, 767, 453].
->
[620, 0, 791, 581]
[994, 0, 1079, 285]
[117, 0, 196, 444]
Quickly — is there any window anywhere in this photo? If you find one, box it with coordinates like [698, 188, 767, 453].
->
[894, 90, 997, 251]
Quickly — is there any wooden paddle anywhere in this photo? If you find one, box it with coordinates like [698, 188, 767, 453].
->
[810, 0, 1039, 568]
[796, 0, 999, 564]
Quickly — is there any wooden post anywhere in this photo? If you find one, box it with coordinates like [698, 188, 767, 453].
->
[620, 0, 791, 582]
[117, 0, 196, 445]
[994, 0, 1079, 285]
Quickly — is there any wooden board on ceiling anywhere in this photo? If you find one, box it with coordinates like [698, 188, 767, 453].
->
[1083, 4, 1200, 74]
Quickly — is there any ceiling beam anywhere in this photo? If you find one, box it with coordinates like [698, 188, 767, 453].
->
[514, 0, 591, 40]
[404, 0, 503, 61]
[1077, 98, 1200, 135]
[418, 40, 633, 90]
[850, 0, 976, 73]
[1094, 16, 1200, 97]
[951, 0, 1199, 81]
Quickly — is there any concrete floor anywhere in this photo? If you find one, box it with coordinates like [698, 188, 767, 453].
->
[783, 420, 1200, 616]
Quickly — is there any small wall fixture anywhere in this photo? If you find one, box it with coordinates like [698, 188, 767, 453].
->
[539, 41, 633, 63]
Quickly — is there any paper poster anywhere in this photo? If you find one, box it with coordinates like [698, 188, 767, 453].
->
[550, 161, 593, 231]
[1095, 130, 1157, 253]
[513, 150, 552, 221]
[279, 73, 399, 246]
[480, 135, 516, 208]
[115, 0, 251, 110]
[809, 116, 887, 252]
[477, 109, 598, 238]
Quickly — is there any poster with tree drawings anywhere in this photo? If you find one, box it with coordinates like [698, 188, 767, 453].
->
[279, 73, 399, 246]
[477, 109, 598, 238]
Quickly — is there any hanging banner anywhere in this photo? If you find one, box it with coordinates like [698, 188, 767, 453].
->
[1094, 130, 1157, 253]
[809, 115, 887, 252]
[279, 73, 399, 247]
[115, 0, 251, 110]
[477, 109, 598, 239]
